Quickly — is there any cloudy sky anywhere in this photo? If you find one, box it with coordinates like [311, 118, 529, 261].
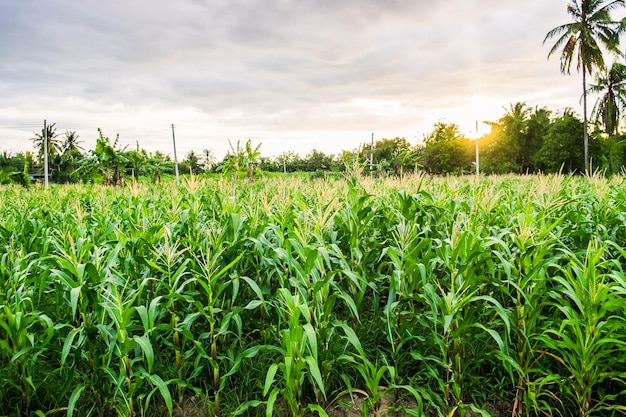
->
[0, 1, 612, 159]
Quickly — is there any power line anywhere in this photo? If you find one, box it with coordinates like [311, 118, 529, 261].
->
[0, 124, 43, 129]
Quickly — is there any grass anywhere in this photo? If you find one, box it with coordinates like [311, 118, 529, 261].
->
[0, 173, 625, 417]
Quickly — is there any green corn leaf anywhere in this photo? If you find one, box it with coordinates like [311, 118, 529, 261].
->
[244, 299, 263, 310]
[306, 403, 329, 416]
[231, 400, 263, 416]
[146, 373, 173, 416]
[266, 387, 279, 417]
[263, 363, 279, 396]
[60, 327, 82, 368]
[303, 323, 318, 358]
[69, 286, 82, 319]
[214, 252, 245, 281]
[133, 334, 154, 373]
[304, 355, 325, 397]
[240, 276, 265, 302]
[224, 345, 269, 378]
[336, 321, 364, 356]
[67, 384, 86, 417]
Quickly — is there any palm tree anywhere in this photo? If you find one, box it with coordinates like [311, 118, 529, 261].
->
[31, 122, 61, 162]
[588, 62, 626, 173]
[544, 0, 625, 174]
[500, 102, 530, 172]
[62, 131, 84, 154]
[589, 61, 626, 135]
[183, 150, 202, 174]
[201, 149, 216, 172]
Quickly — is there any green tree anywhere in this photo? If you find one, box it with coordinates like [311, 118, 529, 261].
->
[392, 145, 419, 178]
[78, 129, 128, 185]
[303, 149, 335, 172]
[481, 105, 551, 174]
[201, 149, 217, 172]
[420, 122, 473, 174]
[544, 0, 625, 173]
[500, 102, 530, 172]
[125, 148, 145, 180]
[50, 152, 79, 183]
[61, 131, 83, 154]
[217, 140, 243, 178]
[360, 137, 413, 176]
[41, 131, 85, 183]
[524, 107, 552, 172]
[181, 150, 202, 175]
[216, 155, 239, 178]
[479, 123, 507, 174]
[31, 122, 61, 162]
[339, 149, 362, 173]
[143, 151, 173, 183]
[588, 62, 626, 172]
[0, 151, 24, 184]
[589, 61, 626, 135]
[243, 139, 262, 181]
[276, 151, 307, 172]
[259, 153, 292, 172]
[214, 139, 260, 179]
[535, 111, 595, 173]
[598, 133, 626, 173]
[283, 152, 305, 172]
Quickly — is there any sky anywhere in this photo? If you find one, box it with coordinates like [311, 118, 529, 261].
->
[0, 0, 613, 160]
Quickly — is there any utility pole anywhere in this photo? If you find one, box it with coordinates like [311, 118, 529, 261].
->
[171, 124, 180, 185]
[369, 132, 374, 174]
[475, 120, 480, 178]
[283, 153, 286, 174]
[43, 119, 49, 189]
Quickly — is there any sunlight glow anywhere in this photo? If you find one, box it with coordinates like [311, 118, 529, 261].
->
[440, 94, 500, 139]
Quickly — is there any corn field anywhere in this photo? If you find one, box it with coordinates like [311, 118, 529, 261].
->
[1, 174, 626, 417]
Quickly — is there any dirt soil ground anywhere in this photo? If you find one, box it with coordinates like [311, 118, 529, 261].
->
[325, 392, 414, 416]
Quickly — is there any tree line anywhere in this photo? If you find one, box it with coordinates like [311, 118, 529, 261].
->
[1, 98, 624, 186]
[265, 102, 622, 177]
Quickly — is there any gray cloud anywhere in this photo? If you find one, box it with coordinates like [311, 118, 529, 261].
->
[0, 0, 598, 157]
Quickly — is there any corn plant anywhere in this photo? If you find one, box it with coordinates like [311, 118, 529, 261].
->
[97, 270, 171, 417]
[3, 173, 626, 417]
[539, 241, 626, 417]
[263, 288, 327, 417]
[0, 241, 57, 416]
[412, 225, 511, 416]
[336, 321, 425, 416]
[497, 198, 568, 417]
[0, 299, 54, 417]
[187, 236, 244, 416]
[142, 226, 193, 404]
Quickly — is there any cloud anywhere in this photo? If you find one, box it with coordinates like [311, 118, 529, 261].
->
[0, 0, 596, 157]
